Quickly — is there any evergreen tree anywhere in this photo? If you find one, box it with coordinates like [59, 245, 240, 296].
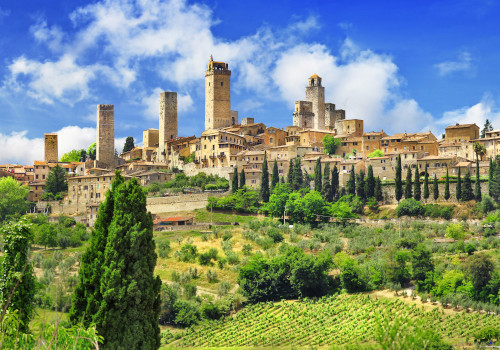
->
[462, 170, 474, 201]
[456, 167, 462, 201]
[492, 156, 500, 202]
[302, 169, 310, 189]
[356, 170, 366, 199]
[395, 155, 403, 201]
[488, 157, 495, 197]
[292, 158, 303, 190]
[365, 165, 375, 198]
[314, 157, 322, 193]
[232, 167, 238, 193]
[475, 157, 481, 201]
[321, 163, 332, 201]
[239, 168, 246, 188]
[423, 163, 430, 200]
[260, 152, 270, 202]
[271, 160, 279, 191]
[0, 218, 36, 333]
[404, 167, 413, 199]
[80, 149, 87, 162]
[70, 172, 124, 327]
[45, 164, 68, 195]
[413, 169, 421, 201]
[433, 174, 439, 201]
[96, 177, 161, 349]
[481, 119, 493, 138]
[287, 159, 294, 184]
[375, 177, 383, 202]
[331, 165, 339, 200]
[122, 136, 135, 153]
[444, 167, 450, 200]
[347, 165, 356, 195]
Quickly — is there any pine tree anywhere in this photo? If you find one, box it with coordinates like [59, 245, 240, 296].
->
[70, 172, 124, 327]
[375, 177, 383, 202]
[302, 169, 310, 189]
[321, 163, 332, 201]
[45, 164, 68, 196]
[456, 167, 462, 201]
[347, 165, 356, 195]
[292, 157, 303, 190]
[365, 165, 375, 198]
[433, 174, 439, 201]
[287, 159, 294, 184]
[423, 163, 430, 200]
[356, 170, 366, 199]
[404, 167, 413, 199]
[260, 152, 270, 202]
[414, 169, 421, 201]
[239, 168, 246, 188]
[331, 165, 339, 200]
[395, 155, 403, 201]
[444, 167, 450, 200]
[314, 157, 322, 193]
[122, 136, 135, 153]
[232, 167, 238, 193]
[488, 157, 495, 197]
[271, 160, 279, 191]
[481, 119, 493, 138]
[462, 170, 474, 201]
[96, 177, 161, 349]
[475, 157, 481, 201]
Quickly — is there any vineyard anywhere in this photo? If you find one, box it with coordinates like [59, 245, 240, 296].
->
[166, 294, 498, 348]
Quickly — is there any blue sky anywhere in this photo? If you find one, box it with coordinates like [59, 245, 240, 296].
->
[1, 0, 500, 164]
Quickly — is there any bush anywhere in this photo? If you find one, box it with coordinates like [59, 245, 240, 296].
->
[445, 223, 466, 240]
[267, 227, 284, 243]
[396, 199, 425, 217]
[158, 240, 171, 258]
[173, 300, 201, 327]
[176, 244, 198, 262]
[424, 204, 454, 220]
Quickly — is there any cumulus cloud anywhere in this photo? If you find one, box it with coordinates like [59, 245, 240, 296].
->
[435, 51, 473, 76]
[141, 87, 194, 121]
[437, 97, 500, 131]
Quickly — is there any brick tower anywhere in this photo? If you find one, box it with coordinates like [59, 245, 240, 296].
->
[44, 133, 58, 162]
[305, 74, 325, 130]
[96, 104, 115, 167]
[205, 55, 231, 130]
[159, 91, 178, 162]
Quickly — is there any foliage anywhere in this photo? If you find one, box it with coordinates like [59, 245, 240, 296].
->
[285, 190, 330, 225]
[271, 160, 279, 191]
[473, 326, 500, 343]
[423, 204, 453, 220]
[411, 244, 434, 292]
[433, 173, 439, 201]
[232, 167, 238, 193]
[461, 170, 474, 201]
[444, 167, 450, 200]
[367, 149, 384, 158]
[314, 157, 322, 193]
[60, 149, 84, 162]
[395, 198, 424, 217]
[356, 170, 365, 199]
[331, 165, 339, 200]
[475, 158, 482, 201]
[481, 119, 493, 138]
[395, 155, 402, 201]
[0, 177, 29, 222]
[291, 157, 304, 190]
[262, 183, 292, 218]
[208, 186, 260, 213]
[456, 166, 462, 201]
[445, 223, 467, 240]
[365, 165, 375, 199]
[323, 134, 341, 155]
[238, 168, 245, 188]
[122, 136, 135, 153]
[423, 163, 429, 199]
[464, 253, 494, 295]
[260, 152, 270, 202]
[87, 142, 96, 160]
[321, 162, 332, 201]
[404, 167, 412, 199]
[45, 164, 68, 197]
[347, 165, 356, 195]
[374, 177, 383, 202]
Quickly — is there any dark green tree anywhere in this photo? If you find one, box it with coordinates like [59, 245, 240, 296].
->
[287, 159, 294, 184]
[481, 119, 493, 138]
[413, 169, 421, 201]
[271, 160, 279, 191]
[232, 167, 238, 193]
[433, 174, 439, 201]
[0, 218, 36, 332]
[365, 164, 375, 198]
[404, 167, 412, 199]
[291, 157, 303, 190]
[80, 149, 87, 162]
[456, 167, 462, 201]
[45, 164, 68, 196]
[475, 157, 482, 201]
[375, 177, 383, 202]
[321, 163, 332, 201]
[260, 152, 270, 202]
[356, 170, 365, 199]
[88, 142, 96, 160]
[302, 169, 311, 190]
[346, 165, 356, 195]
[492, 156, 500, 202]
[239, 168, 246, 188]
[122, 136, 135, 153]
[464, 253, 494, 296]
[411, 244, 434, 292]
[0, 177, 29, 222]
[444, 167, 450, 200]
[96, 177, 161, 349]
[462, 170, 474, 201]
[488, 157, 495, 197]
[322, 135, 341, 155]
[314, 157, 322, 193]
[331, 165, 339, 200]
[423, 163, 430, 200]
[395, 155, 403, 201]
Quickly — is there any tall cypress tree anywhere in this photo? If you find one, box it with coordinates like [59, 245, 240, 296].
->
[365, 165, 375, 198]
[423, 163, 430, 200]
[287, 159, 294, 184]
[375, 177, 383, 202]
[433, 174, 439, 201]
[302, 169, 311, 189]
[347, 165, 356, 195]
[404, 167, 413, 199]
[239, 168, 246, 188]
[444, 167, 450, 200]
[232, 167, 238, 193]
[414, 169, 421, 201]
[456, 166, 462, 201]
[331, 165, 339, 200]
[462, 170, 474, 201]
[488, 157, 495, 197]
[322, 162, 332, 201]
[314, 157, 322, 193]
[475, 157, 481, 201]
[292, 157, 303, 190]
[70, 172, 124, 327]
[271, 160, 279, 191]
[395, 155, 403, 201]
[260, 152, 270, 202]
[96, 177, 161, 349]
[492, 157, 500, 202]
[356, 170, 366, 199]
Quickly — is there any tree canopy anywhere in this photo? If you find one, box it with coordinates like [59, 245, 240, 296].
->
[45, 164, 68, 197]
[60, 149, 84, 162]
[322, 135, 341, 155]
[0, 177, 29, 222]
[122, 136, 135, 153]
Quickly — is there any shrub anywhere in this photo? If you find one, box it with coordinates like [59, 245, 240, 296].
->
[173, 300, 201, 327]
[176, 244, 198, 262]
[158, 240, 171, 258]
[396, 199, 424, 217]
[424, 204, 454, 220]
[445, 223, 466, 241]
[479, 195, 496, 214]
[267, 227, 284, 243]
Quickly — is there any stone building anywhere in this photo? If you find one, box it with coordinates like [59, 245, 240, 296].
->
[159, 91, 178, 162]
[263, 127, 287, 147]
[96, 104, 115, 167]
[198, 129, 246, 168]
[305, 74, 325, 130]
[444, 123, 479, 142]
[292, 101, 314, 129]
[335, 119, 364, 137]
[381, 131, 437, 155]
[44, 133, 58, 162]
[143, 128, 159, 148]
[205, 56, 233, 130]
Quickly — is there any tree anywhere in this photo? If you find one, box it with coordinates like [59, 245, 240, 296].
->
[45, 164, 68, 196]
[237, 168, 245, 188]
[287, 159, 294, 184]
[464, 253, 494, 295]
[456, 166, 462, 201]
[263, 183, 292, 218]
[411, 244, 434, 292]
[302, 169, 310, 190]
[80, 149, 87, 162]
[375, 177, 383, 202]
[481, 119, 493, 138]
[473, 141, 486, 161]
[423, 163, 429, 200]
[367, 149, 384, 158]
[122, 136, 135, 153]
[0, 177, 29, 222]
[291, 157, 303, 190]
[331, 165, 339, 200]
[356, 170, 365, 199]
[60, 149, 84, 162]
[444, 167, 450, 200]
[322, 135, 341, 155]
[433, 174, 439, 201]
[475, 157, 482, 201]
[404, 167, 412, 199]
[491, 156, 500, 202]
[488, 157, 495, 197]
[0, 218, 36, 332]
[395, 155, 403, 201]
[314, 157, 322, 193]
[321, 163, 332, 201]
[271, 160, 279, 191]
[365, 165, 375, 198]
[413, 169, 421, 201]
[347, 165, 356, 195]
[260, 152, 270, 202]
[96, 176, 161, 349]
[87, 142, 96, 160]
[462, 170, 474, 201]
[232, 167, 238, 193]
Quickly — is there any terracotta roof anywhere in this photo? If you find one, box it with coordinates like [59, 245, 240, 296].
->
[154, 216, 193, 224]
[419, 155, 455, 160]
[34, 161, 48, 165]
[445, 123, 478, 129]
[454, 162, 472, 167]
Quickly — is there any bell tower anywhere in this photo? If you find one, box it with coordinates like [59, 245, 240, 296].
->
[305, 74, 325, 130]
[205, 55, 231, 130]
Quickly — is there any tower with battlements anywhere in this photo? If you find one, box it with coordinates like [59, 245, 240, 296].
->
[205, 55, 232, 130]
[305, 74, 325, 130]
[159, 91, 178, 162]
[44, 133, 58, 162]
[96, 104, 115, 167]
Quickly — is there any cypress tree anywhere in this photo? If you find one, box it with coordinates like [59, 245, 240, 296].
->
[347, 165, 356, 195]
[239, 168, 246, 188]
[45, 164, 68, 196]
[375, 177, 383, 202]
[462, 170, 474, 201]
[271, 160, 279, 191]
[260, 152, 270, 202]
[414, 169, 421, 201]
[356, 170, 366, 199]
[395, 155, 403, 201]
[444, 167, 450, 200]
[96, 177, 161, 349]
[475, 157, 481, 201]
[365, 164, 375, 198]
[404, 167, 413, 199]
[456, 167, 462, 201]
[321, 162, 332, 201]
[70, 172, 124, 327]
[314, 157, 322, 193]
[492, 157, 500, 202]
[287, 159, 294, 184]
[488, 157, 495, 197]
[292, 157, 303, 190]
[331, 165, 339, 200]
[433, 174, 439, 201]
[232, 167, 238, 193]
[423, 163, 430, 200]
[302, 169, 311, 189]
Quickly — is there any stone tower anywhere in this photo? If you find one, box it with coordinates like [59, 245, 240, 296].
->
[96, 104, 115, 167]
[205, 55, 231, 130]
[305, 74, 325, 130]
[44, 133, 58, 162]
[292, 101, 314, 128]
[159, 91, 178, 162]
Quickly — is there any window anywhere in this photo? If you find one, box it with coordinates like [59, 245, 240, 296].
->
[221, 82, 223, 86]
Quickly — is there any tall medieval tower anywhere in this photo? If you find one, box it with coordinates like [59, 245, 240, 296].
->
[96, 104, 115, 167]
[44, 133, 58, 162]
[158, 91, 178, 162]
[305, 74, 325, 130]
[205, 55, 231, 130]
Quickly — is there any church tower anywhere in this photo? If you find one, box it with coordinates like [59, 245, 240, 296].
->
[205, 55, 231, 130]
[305, 74, 325, 130]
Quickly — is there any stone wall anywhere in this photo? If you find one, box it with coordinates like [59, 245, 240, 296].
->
[146, 192, 227, 214]
[44, 133, 58, 162]
[96, 104, 115, 167]
[159, 92, 178, 162]
[183, 163, 234, 180]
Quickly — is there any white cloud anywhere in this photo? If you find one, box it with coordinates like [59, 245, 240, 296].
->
[435, 51, 473, 76]
[141, 87, 194, 121]
[30, 20, 65, 52]
[437, 97, 500, 132]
